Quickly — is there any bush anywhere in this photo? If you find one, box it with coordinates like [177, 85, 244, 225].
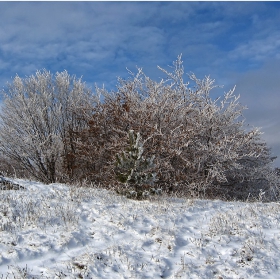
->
[72, 55, 279, 200]
[0, 70, 96, 183]
[0, 57, 278, 200]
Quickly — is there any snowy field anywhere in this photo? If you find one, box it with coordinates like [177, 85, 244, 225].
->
[0, 178, 280, 278]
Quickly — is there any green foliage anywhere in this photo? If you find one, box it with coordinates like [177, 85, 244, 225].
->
[115, 130, 158, 198]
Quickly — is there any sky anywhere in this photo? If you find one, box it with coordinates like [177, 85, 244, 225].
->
[0, 1, 279, 167]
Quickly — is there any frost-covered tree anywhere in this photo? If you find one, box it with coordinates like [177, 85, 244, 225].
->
[115, 130, 157, 195]
[73, 55, 278, 200]
[0, 70, 95, 183]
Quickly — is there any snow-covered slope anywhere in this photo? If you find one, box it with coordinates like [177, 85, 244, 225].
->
[0, 178, 280, 278]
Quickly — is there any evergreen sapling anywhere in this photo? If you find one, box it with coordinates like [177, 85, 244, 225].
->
[115, 130, 159, 198]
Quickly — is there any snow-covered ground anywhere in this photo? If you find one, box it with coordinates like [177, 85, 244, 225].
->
[0, 178, 280, 278]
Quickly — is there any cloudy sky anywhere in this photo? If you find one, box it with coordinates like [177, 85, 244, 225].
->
[0, 1, 279, 167]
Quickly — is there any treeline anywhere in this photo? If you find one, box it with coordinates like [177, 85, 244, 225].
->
[0, 56, 279, 200]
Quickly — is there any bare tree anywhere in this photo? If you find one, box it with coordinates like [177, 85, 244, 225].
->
[72, 55, 278, 200]
[0, 70, 95, 183]
[2, 58, 277, 200]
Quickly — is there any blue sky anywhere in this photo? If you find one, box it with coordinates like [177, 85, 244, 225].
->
[0, 1, 279, 167]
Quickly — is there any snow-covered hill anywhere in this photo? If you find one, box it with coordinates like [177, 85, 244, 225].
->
[0, 178, 280, 278]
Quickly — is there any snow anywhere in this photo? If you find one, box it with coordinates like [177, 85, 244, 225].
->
[0, 178, 280, 278]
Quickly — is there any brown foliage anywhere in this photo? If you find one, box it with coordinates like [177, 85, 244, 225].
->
[66, 57, 278, 200]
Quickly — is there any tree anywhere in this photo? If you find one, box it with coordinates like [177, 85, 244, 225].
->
[6, 58, 276, 200]
[73, 55, 279, 200]
[0, 70, 95, 183]
[115, 130, 157, 197]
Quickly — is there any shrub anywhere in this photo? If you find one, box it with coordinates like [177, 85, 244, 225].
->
[72, 55, 278, 200]
[0, 70, 95, 183]
[1, 57, 278, 200]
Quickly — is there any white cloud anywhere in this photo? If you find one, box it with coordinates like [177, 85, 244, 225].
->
[230, 33, 280, 62]
[230, 59, 280, 166]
